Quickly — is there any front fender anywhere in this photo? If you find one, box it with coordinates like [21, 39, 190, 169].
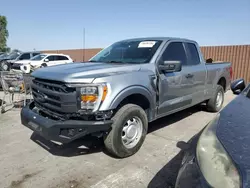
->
[109, 86, 154, 110]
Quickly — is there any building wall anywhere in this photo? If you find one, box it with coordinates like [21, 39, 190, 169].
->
[200, 45, 250, 83]
[42, 48, 102, 62]
[43, 45, 250, 82]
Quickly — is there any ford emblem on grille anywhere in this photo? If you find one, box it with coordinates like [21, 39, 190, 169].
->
[37, 92, 48, 103]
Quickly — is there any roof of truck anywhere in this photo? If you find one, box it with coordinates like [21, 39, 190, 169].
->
[119, 37, 196, 43]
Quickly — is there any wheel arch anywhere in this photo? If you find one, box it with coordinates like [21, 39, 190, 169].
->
[217, 77, 226, 91]
[109, 86, 155, 121]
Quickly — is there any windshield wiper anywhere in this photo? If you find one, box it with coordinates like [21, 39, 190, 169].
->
[87, 60, 98, 62]
[106, 60, 124, 64]
[85, 60, 123, 63]
[126, 62, 145, 64]
[87, 60, 141, 64]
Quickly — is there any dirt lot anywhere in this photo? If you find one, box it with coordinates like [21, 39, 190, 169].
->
[0, 92, 235, 188]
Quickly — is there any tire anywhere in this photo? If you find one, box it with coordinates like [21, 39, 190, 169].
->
[40, 63, 47, 68]
[0, 61, 10, 71]
[104, 104, 148, 158]
[206, 85, 224, 112]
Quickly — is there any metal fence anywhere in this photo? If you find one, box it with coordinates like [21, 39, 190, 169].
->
[200, 45, 250, 83]
[43, 45, 250, 82]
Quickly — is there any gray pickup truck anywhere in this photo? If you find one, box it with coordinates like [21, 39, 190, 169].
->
[21, 37, 232, 158]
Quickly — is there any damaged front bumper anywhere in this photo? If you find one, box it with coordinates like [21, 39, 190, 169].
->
[21, 102, 113, 143]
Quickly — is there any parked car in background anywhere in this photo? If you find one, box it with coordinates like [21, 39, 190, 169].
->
[175, 79, 248, 188]
[0, 51, 41, 71]
[9, 51, 41, 63]
[11, 53, 73, 73]
[0, 51, 21, 71]
[0, 53, 8, 60]
[0, 51, 20, 61]
[21, 37, 232, 158]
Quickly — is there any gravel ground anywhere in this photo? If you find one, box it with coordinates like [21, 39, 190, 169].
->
[0, 92, 235, 188]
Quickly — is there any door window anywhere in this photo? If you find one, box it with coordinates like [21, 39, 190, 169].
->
[161, 42, 187, 65]
[32, 52, 40, 57]
[185, 43, 200, 65]
[18, 53, 31, 60]
[47, 56, 56, 61]
[58, 55, 69, 60]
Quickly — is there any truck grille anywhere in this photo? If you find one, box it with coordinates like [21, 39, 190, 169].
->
[32, 78, 78, 118]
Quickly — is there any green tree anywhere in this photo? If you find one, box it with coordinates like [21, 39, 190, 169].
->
[0, 15, 9, 52]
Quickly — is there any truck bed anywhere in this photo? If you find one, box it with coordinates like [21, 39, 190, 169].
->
[205, 61, 232, 91]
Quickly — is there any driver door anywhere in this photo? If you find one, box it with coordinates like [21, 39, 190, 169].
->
[157, 42, 193, 116]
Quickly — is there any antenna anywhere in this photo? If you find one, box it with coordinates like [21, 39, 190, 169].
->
[82, 27, 85, 62]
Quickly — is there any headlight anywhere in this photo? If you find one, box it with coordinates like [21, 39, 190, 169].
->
[196, 114, 240, 188]
[79, 84, 108, 111]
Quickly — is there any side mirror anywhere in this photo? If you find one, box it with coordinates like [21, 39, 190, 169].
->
[231, 78, 245, 95]
[44, 58, 49, 62]
[158, 61, 182, 73]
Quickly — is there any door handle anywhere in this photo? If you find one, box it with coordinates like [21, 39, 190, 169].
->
[185, 74, 194, 78]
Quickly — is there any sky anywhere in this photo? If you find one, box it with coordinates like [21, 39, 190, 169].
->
[0, 0, 250, 51]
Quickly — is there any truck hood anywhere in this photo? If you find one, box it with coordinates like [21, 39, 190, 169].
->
[32, 62, 141, 83]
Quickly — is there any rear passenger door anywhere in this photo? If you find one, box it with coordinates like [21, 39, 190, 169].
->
[183, 42, 206, 104]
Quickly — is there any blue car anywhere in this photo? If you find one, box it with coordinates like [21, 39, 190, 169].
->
[175, 79, 248, 188]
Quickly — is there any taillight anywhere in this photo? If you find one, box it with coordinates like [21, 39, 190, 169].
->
[229, 66, 233, 79]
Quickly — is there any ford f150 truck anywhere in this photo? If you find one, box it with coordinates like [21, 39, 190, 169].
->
[21, 37, 232, 158]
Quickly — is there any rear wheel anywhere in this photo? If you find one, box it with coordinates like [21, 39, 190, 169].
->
[206, 85, 224, 112]
[104, 104, 148, 158]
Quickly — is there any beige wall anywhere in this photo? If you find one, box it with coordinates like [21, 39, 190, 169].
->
[42, 48, 102, 62]
[200, 45, 250, 82]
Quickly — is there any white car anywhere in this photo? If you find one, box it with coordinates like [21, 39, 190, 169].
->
[11, 53, 73, 73]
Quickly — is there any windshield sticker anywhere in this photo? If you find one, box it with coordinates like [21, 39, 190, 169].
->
[138, 41, 156, 48]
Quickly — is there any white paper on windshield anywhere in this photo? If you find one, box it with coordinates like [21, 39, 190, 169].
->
[138, 41, 156, 48]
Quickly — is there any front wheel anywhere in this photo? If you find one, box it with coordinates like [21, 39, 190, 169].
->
[104, 104, 148, 158]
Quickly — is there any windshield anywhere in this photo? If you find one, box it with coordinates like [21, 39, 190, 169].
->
[31, 54, 47, 61]
[90, 40, 162, 64]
